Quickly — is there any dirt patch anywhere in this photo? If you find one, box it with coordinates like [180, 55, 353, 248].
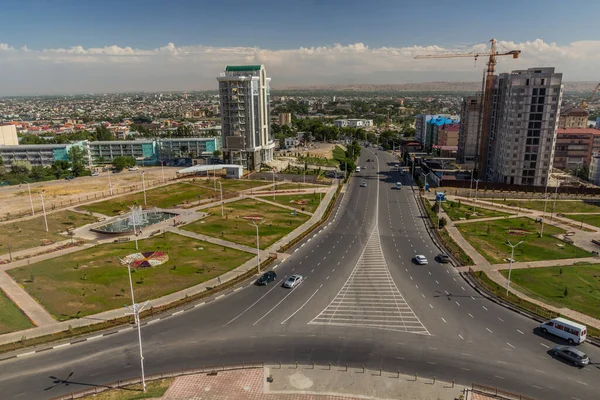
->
[506, 229, 534, 236]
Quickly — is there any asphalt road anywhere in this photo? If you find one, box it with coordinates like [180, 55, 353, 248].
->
[1, 149, 599, 400]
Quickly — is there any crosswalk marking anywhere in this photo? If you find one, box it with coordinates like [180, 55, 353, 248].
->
[309, 224, 429, 335]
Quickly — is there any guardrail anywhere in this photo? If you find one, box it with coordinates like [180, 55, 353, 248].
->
[48, 362, 265, 400]
[471, 383, 535, 400]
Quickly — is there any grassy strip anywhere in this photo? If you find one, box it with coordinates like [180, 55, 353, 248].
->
[0, 289, 35, 334]
[278, 185, 341, 253]
[0, 256, 276, 354]
[74, 378, 174, 400]
[470, 270, 600, 339]
[420, 195, 474, 266]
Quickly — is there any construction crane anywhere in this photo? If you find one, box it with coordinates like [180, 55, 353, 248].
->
[414, 39, 521, 175]
[580, 83, 600, 110]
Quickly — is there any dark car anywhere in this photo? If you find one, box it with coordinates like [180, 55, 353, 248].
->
[436, 253, 450, 263]
[552, 346, 590, 367]
[255, 271, 277, 286]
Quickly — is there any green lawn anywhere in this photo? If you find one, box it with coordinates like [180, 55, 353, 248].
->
[182, 198, 310, 249]
[219, 179, 273, 192]
[500, 264, 600, 320]
[457, 217, 590, 264]
[0, 210, 96, 255]
[79, 379, 173, 400]
[258, 193, 322, 213]
[442, 200, 509, 221]
[562, 214, 600, 229]
[8, 232, 252, 320]
[0, 289, 34, 334]
[489, 199, 600, 214]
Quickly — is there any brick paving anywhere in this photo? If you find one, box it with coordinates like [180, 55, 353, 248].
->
[162, 368, 359, 400]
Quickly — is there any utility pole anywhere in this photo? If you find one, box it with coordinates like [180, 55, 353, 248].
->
[540, 184, 549, 237]
[272, 170, 276, 201]
[140, 171, 147, 206]
[161, 161, 166, 184]
[473, 179, 480, 211]
[40, 190, 49, 232]
[218, 181, 224, 217]
[23, 181, 34, 216]
[551, 182, 560, 221]
[505, 240, 524, 296]
[128, 205, 139, 250]
[108, 170, 113, 196]
[248, 220, 265, 274]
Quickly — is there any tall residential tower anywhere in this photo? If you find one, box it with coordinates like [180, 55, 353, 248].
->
[217, 65, 274, 170]
[485, 67, 563, 186]
[457, 96, 481, 164]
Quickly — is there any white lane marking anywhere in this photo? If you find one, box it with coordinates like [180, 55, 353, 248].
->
[486, 328, 493, 333]
[531, 385, 543, 390]
[540, 343, 550, 349]
[429, 304, 433, 309]
[421, 294, 425, 298]
[460, 368, 471, 371]
[482, 306, 488, 311]
[461, 286, 465, 291]
[517, 329, 524, 335]
[458, 334, 464, 340]
[455, 301, 460, 307]
[497, 317, 504, 322]
[575, 381, 588, 386]
[224, 279, 284, 325]
[468, 313, 474, 319]
[253, 281, 307, 326]
[534, 369, 546, 374]
[507, 342, 515, 349]
[281, 288, 320, 324]
[435, 280, 439, 284]
[441, 318, 447, 323]
[53, 343, 70, 349]
[497, 361, 508, 365]
[494, 375, 505, 380]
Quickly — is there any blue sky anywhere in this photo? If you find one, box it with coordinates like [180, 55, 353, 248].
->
[0, 0, 599, 94]
[2, 0, 599, 50]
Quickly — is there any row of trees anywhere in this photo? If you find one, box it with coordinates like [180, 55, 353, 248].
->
[19, 126, 116, 145]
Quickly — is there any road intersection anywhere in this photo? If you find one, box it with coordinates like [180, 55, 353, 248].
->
[1, 148, 599, 399]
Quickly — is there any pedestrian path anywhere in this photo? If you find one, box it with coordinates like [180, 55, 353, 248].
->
[309, 224, 429, 334]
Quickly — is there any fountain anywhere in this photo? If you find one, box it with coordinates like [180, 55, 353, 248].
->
[91, 205, 177, 234]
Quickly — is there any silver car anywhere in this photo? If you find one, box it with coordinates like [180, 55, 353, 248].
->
[414, 255, 428, 265]
[283, 274, 304, 288]
[552, 346, 590, 367]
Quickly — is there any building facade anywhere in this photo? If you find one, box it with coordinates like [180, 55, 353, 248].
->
[553, 128, 600, 171]
[558, 106, 588, 129]
[457, 96, 481, 164]
[0, 141, 89, 167]
[333, 119, 374, 128]
[589, 153, 600, 185]
[217, 65, 274, 170]
[158, 138, 219, 160]
[0, 124, 18, 146]
[89, 140, 157, 165]
[279, 113, 292, 126]
[486, 67, 563, 186]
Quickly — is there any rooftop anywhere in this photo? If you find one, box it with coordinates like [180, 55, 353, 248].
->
[225, 65, 262, 72]
[557, 128, 600, 135]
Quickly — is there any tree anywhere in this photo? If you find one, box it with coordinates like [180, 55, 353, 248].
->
[51, 160, 71, 178]
[68, 146, 87, 176]
[213, 150, 222, 158]
[92, 126, 114, 141]
[11, 161, 32, 175]
[112, 156, 137, 171]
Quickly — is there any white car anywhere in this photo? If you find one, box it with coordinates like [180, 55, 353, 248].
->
[283, 274, 304, 288]
[91, 172, 100, 177]
[414, 255, 428, 265]
[128, 166, 139, 171]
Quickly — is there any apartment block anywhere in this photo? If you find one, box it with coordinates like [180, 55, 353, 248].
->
[558, 106, 588, 129]
[217, 65, 274, 171]
[0, 124, 18, 145]
[457, 96, 481, 164]
[0, 141, 89, 167]
[279, 112, 292, 126]
[553, 128, 600, 171]
[89, 140, 157, 164]
[486, 67, 563, 186]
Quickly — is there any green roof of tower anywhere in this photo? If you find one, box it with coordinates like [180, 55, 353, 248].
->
[225, 65, 262, 72]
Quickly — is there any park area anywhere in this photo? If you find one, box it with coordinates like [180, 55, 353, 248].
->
[80, 180, 269, 216]
[274, 182, 323, 191]
[561, 213, 600, 229]
[489, 199, 600, 214]
[457, 217, 590, 264]
[500, 264, 600, 320]
[442, 200, 510, 221]
[182, 198, 310, 250]
[0, 289, 34, 334]
[0, 210, 96, 255]
[7, 232, 253, 320]
[259, 193, 322, 213]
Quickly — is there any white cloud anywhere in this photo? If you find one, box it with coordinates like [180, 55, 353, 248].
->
[0, 39, 598, 95]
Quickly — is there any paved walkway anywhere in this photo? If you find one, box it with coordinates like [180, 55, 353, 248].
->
[0, 184, 339, 345]
[155, 365, 467, 400]
[431, 195, 600, 330]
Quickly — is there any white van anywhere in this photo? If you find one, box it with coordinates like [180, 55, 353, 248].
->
[540, 317, 587, 344]
[355, 166, 361, 172]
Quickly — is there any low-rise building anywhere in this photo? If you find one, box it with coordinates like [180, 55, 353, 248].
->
[333, 119, 374, 128]
[553, 128, 600, 171]
[558, 106, 589, 129]
[89, 140, 157, 165]
[589, 153, 600, 185]
[0, 141, 89, 167]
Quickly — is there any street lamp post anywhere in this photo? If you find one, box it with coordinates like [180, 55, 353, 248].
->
[128, 205, 139, 250]
[108, 171, 114, 196]
[469, 169, 474, 199]
[551, 182, 560, 221]
[40, 190, 49, 232]
[272, 170, 276, 201]
[248, 220, 265, 274]
[120, 258, 149, 393]
[161, 161, 166, 184]
[140, 171, 147, 206]
[540, 184, 550, 237]
[213, 167, 217, 191]
[218, 181, 224, 217]
[23, 181, 34, 216]
[505, 240, 524, 296]
[473, 179, 480, 211]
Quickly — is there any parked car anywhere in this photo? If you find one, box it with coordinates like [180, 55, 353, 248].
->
[552, 346, 590, 367]
[395, 182, 402, 189]
[255, 271, 277, 286]
[414, 255, 428, 265]
[91, 172, 100, 177]
[283, 274, 304, 288]
[360, 182, 367, 187]
[436, 253, 450, 263]
[128, 166, 139, 171]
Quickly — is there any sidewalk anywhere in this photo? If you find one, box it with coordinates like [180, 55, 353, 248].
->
[434, 195, 600, 330]
[0, 185, 339, 346]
